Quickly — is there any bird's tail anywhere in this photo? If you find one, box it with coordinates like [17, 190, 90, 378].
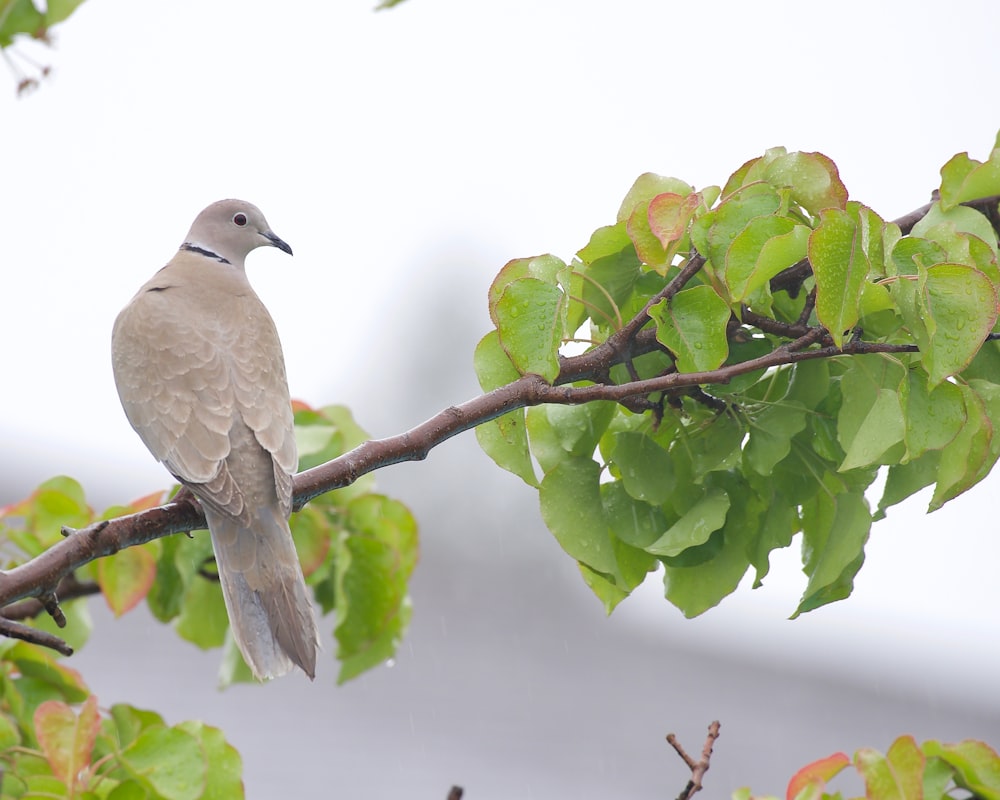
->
[206, 507, 319, 680]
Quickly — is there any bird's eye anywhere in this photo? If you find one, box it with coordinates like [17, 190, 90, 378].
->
[233, 213, 248, 227]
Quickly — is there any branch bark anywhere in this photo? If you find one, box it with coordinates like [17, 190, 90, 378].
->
[667, 720, 721, 800]
[0, 191, 984, 648]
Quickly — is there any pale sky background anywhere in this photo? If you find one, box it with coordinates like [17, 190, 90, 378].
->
[1, 0, 999, 794]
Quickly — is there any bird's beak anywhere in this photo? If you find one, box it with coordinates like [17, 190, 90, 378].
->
[263, 231, 293, 256]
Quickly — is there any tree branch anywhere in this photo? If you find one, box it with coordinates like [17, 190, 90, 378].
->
[667, 720, 721, 800]
[0, 192, 992, 649]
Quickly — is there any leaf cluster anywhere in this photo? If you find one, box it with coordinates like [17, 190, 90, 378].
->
[754, 736, 1000, 800]
[476, 134, 1000, 618]
[0, 642, 240, 799]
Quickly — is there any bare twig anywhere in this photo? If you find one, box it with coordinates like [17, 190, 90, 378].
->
[446, 788, 463, 800]
[0, 616, 73, 656]
[667, 721, 721, 800]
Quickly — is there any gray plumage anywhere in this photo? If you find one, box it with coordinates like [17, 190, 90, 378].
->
[111, 199, 319, 680]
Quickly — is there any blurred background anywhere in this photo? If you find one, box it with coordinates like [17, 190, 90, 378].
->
[2, 0, 999, 796]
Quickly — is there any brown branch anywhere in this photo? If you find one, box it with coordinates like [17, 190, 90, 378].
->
[446, 788, 463, 800]
[0, 616, 73, 656]
[667, 720, 721, 800]
[0, 575, 101, 621]
[0, 193, 989, 649]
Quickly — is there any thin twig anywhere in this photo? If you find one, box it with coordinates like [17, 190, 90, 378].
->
[0, 616, 72, 656]
[667, 721, 721, 800]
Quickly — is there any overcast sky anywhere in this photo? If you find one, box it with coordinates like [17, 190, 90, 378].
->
[2, 0, 999, 715]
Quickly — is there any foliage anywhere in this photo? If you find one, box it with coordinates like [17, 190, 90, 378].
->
[0, 405, 418, 687]
[738, 736, 1000, 800]
[0, 642, 241, 799]
[476, 132, 1000, 618]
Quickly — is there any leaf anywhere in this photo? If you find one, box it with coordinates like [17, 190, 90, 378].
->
[98, 544, 157, 617]
[837, 355, 907, 471]
[901, 372, 965, 460]
[725, 217, 810, 303]
[601, 482, 668, 549]
[526, 401, 616, 474]
[763, 151, 848, 215]
[649, 192, 701, 249]
[786, 751, 850, 800]
[691, 183, 782, 273]
[336, 495, 418, 684]
[174, 577, 229, 650]
[796, 482, 871, 615]
[539, 458, 617, 577]
[120, 727, 206, 800]
[649, 285, 731, 372]
[610, 432, 675, 505]
[939, 147, 1000, 209]
[289, 505, 334, 577]
[923, 739, 1000, 800]
[854, 736, 924, 800]
[930, 384, 992, 510]
[176, 721, 244, 800]
[8, 643, 89, 703]
[34, 696, 100, 790]
[646, 487, 730, 557]
[810, 208, 870, 347]
[893, 259, 999, 387]
[579, 244, 642, 328]
[661, 480, 754, 616]
[473, 331, 537, 487]
[617, 173, 695, 222]
[494, 277, 565, 382]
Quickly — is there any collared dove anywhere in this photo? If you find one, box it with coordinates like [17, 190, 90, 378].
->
[111, 199, 319, 680]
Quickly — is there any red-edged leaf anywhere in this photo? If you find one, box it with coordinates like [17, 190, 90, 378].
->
[34, 695, 100, 789]
[97, 544, 157, 617]
[787, 751, 851, 800]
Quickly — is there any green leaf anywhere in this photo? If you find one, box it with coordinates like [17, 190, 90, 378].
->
[147, 535, 185, 622]
[900, 264, 998, 386]
[901, 372, 965, 460]
[876, 452, 940, 519]
[108, 704, 166, 751]
[744, 401, 808, 476]
[854, 736, 924, 800]
[98, 544, 157, 617]
[579, 244, 642, 328]
[725, 217, 810, 303]
[610, 432, 675, 504]
[939, 147, 1000, 210]
[578, 563, 629, 614]
[120, 727, 206, 800]
[473, 331, 537, 486]
[786, 752, 851, 800]
[601, 482, 668, 549]
[662, 480, 754, 616]
[796, 482, 870, 615]
[837, 355, 907, 471]
[763, 150, 848, 215]
[526, 401, 616, 474]
[649, 285, 730, 372]
[645, 487, 730, 557]
[691, 183, 782, 273]
[539, 458, 617, 576]
[627, 199, 668, 269]
[923, 739, 1000, 800]
[174, 576, 229, 650]
[810, 208, 870, 346]
[494, 277, 565, 382]
[335, 495, 418, 684]
[8, 643, 89, 704]
[176, 721, 244, 800]
[930, 384, 992, 510]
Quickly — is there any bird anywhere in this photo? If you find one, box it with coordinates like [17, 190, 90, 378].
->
[111, 199, 319, 680]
